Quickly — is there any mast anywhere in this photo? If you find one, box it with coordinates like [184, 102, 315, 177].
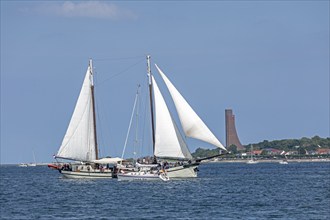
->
[90, 59, 99, 160]
[147, 55, 156, 162]
[250, 145, 253, 160]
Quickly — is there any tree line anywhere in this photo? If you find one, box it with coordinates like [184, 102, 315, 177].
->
[192, 136, 330, 158]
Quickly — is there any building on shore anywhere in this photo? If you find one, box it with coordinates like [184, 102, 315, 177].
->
[225, 109, 245, 151]
[316, 148, 330, 155]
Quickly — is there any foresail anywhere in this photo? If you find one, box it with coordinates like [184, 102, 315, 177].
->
[152, 76, 192, 159]
[155, 64, 227, 151]
[56, 63, 97, 161]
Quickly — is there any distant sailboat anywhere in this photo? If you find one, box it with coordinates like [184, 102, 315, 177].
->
[18, 151, 37, 167]
[18, 163, 28, 167]
[50, 59, 123, 178]
[247, 145, 258, 164]
[279, 159, 288, 165]
[279, 152, 289, 164]
[27, 151, 37, 166]
[118, 56, 227, 180]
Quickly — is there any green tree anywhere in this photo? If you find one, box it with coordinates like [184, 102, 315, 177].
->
[227, 145, 238, 154]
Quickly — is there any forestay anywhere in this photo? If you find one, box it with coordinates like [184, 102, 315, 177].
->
[155, 64, 227, 151]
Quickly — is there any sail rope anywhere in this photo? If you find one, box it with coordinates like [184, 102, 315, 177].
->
[95, 57, 145, 86]
[133, 85, 141, 162]
[121, 87, 139, 159]
[89, 56, 145, 159]
[93, 55, 145, 61]
[92, 68, 113, 158]
[140, 81, 151, 157]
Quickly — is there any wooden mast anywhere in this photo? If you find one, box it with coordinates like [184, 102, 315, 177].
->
[147, 55, 156, 163]
[89, 59, 99, 160]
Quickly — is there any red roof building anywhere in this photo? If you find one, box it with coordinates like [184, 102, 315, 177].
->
[316, 148, 330, 155]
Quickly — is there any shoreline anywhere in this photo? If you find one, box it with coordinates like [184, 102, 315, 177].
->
[204, 158, 330, 163]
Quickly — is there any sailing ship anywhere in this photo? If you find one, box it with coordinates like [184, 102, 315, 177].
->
[118, 56, 227, 180]
[50, 59, 123, 178]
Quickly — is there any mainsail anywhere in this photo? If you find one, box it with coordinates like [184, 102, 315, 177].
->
[155, 64, 227, 152]
[152, 76, 192, 159]
[56, 60, 97, 161]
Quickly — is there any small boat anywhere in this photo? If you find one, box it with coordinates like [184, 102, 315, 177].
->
[247, 159, 258, 164]
[50, 59, 123, 178]
[19, 163, 36, 167]
[247, 145, 258, 164]
[279, 160, 288, 165]
[27, 163, 37, 167]
[18, 163, 28, 167]
[279, 154, 289, 164]
[19, 151, 37, 167]
[48, 163, 60, 170]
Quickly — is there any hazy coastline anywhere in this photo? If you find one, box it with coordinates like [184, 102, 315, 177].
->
[205, 158, 330, 163]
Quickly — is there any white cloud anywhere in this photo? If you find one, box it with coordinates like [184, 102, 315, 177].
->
[36, 1, 137, 20]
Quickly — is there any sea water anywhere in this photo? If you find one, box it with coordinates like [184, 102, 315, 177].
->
[1, 162, 329, 219]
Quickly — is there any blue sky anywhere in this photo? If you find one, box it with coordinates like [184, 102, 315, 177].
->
[1, 1, 329, 164]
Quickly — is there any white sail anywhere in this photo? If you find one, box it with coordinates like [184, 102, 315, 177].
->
[155, 64, 227, 151]
[152, 76, 192, 159]
[56, 61, 97, 161]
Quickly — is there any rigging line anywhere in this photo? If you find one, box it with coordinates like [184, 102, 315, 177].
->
[93, 55, 145, 61]
[95, 57, 145, 86]
[93, 68, 104, 157]
[133, 84, 141, 161]
[121, 87, 139, 159]
[94, 72, 112, 157]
